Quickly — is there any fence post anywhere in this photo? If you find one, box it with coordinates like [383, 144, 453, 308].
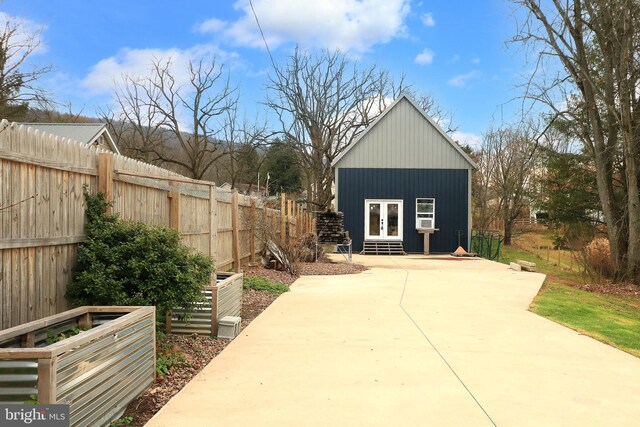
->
[287, 200, 293, 242]
[98, 152, 114, 213]
[37, 358, 57, 404]
[250, 198, 256, 263]
[280, 193, 286, 246]
[231, 190, 241, 272]
[169, 182, 180, 231]
[209, 185, 218, 280]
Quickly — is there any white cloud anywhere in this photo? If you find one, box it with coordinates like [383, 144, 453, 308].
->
[80, 45, 240, 95]
[414, 48, 434, 65]
[214, 0, 411, 53]
[195, 18, 228, 33]
[451, 130, 482, 148]
[448, 71, 480, 88]
[0, 12, 48, 56]
[471, 57, 480, 64]
[420, 12, 435, 27]
[449, 54, 460, 63]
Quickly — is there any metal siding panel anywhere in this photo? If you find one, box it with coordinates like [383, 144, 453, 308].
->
[170, 273, 243, 335]
[338, 168, 469, 253]
[0, 359, 38, 403]
[55, 313, 155, 427]
[338, 99, 470, 169]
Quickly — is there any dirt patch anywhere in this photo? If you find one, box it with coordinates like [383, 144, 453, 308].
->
[574, 282, 640, 300]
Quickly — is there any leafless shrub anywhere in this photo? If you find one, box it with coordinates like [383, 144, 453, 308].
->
[584, 238, 614, 281]
[240, 200, 318, 275]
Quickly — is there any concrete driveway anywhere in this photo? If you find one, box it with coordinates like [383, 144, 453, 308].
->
[147, 255, 640, 427]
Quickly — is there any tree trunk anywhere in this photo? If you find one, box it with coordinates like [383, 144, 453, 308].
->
[503, 213, 513, 246]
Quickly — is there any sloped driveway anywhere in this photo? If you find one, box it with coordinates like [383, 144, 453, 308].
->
[147, 255, 640, 427]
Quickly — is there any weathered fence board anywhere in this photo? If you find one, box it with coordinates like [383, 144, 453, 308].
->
[0, 120, 306, 330]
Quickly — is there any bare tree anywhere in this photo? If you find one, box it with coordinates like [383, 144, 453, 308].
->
[266, 48, 454, 209]
[110, 57, 237, 180]
[512, 0, 640, 283]
[266, 48, 408, 208]
[0, 14, 51, 120]
[479, 124, 541, 244]
[217, 106, 270, 188]
[101, 76, 167, 162]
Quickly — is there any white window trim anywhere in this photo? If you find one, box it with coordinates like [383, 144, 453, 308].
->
[416, 198, 436, 229]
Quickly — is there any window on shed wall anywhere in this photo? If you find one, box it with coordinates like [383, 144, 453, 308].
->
[416, 198, 435, 229]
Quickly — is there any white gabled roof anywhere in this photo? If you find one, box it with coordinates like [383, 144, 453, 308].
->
[332, 93, 478, 169]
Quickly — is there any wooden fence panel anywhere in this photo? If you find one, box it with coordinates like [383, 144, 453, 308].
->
[0, 120, 306, 330]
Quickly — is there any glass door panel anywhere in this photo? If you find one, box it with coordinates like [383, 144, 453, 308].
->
[365, 200, 403, 241]
[386, 203, 399, 237]
[368, 203, 381, 237]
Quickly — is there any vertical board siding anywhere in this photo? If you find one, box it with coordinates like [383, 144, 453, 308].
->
[0, 120, 296, 330]
[338, 168, 469, 253]
[55, 312, 155, 427]
[335, 98, 472, 170]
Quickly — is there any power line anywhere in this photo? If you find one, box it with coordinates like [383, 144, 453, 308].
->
[248, 0, 278, 71]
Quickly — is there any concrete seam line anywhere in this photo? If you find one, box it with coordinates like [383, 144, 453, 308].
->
[392, 258, 498, 427]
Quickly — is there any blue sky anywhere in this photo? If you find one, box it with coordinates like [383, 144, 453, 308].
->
[3, 0, 531, 147]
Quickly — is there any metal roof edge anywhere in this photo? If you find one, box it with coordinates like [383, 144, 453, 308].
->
[332, 93, 478, 169]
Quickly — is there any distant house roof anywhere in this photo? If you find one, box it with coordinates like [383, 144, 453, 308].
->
[331, 93, 477, 169]
[19, 122, 121, 155]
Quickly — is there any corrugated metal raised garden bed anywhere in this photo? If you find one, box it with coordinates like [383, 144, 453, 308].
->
[0, 306, 155, 427]
[166, 272, 243, 337]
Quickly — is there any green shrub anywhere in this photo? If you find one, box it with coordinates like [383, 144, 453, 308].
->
[243, 275, 289, 296]
[66, 191, 213, 320]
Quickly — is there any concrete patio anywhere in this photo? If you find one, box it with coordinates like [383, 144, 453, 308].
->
[146, 255, 640, 426]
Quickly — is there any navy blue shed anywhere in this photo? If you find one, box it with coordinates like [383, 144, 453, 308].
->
[332, 94, 477, 254]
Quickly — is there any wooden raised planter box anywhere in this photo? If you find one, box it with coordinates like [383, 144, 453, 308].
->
[0, 306, 155, 427]
[167, 272, 243, 337]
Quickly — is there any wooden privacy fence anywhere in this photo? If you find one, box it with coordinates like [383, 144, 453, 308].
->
[0, 120, 315, 330]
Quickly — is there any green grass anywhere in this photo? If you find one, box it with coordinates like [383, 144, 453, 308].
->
[530, 282, 640, 357]
[243, 275, 289, 296]
[500, 234, 640, 358]
[500, 244, 581, 284]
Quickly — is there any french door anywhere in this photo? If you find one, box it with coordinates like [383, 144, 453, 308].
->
[364, 200, 403, 240]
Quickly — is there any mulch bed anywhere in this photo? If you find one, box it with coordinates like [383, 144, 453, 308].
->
[121, 257, 365, 426]
[244, 256, 368, 285]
